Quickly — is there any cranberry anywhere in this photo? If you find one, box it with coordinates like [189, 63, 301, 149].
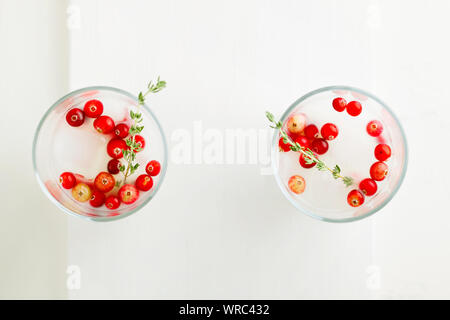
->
[93, 115, 115, 134]
[288, 175, 306, 194]
[83, 99, 103, 118]
[311, 138, 329, 154]
[286, 114, 306, 135]
[89, 190, 105, 207]
[304, 124, 319, 139]
[332, 97, 347, 112]
[72, 183, 92, 202]
[321, 123, 339, 141]
[107, 139, 128, 159]
[370, 161, 388, 181]
[346, 101, 362, 116]
[118, 184, 140, 204]
[347, 189, 365, 207]
[107, 159, 122, 174]
[374, 144, 391, 161]
[114, 123, 129, 138]
[94, 172, 115, 193]
[133, 135, 145, 151]
[366, 120, 383, 137]
[145, 160, 161, 176]
[105, 195, 120, 210]
[294, 136, 309, 149]
[299, 152, 317, 169]
[59, 172, 76, 189]
[359, 178, 378, 196]
[66, 108, 85, 127]
[279, 137, 291, 152]
[135, 174, 153, 191]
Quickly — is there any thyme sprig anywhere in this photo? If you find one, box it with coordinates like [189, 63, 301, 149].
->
[117, 77, 166, 186]
[266, 111, 353, 187]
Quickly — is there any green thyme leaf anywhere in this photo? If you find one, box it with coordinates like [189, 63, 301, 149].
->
[332, 165, 341, 179]
[343, 176, 354, 187]
[138, 92, 145, 104]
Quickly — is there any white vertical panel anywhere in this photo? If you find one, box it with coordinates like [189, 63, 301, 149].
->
[0, 0, 69, 298]
[369, 0, 450, 299]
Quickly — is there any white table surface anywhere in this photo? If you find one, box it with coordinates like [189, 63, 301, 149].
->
[2, 0, 450, 299]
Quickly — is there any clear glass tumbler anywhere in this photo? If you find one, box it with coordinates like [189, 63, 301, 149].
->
[272, 86, 408, 222]
[33, 86, 168, 221]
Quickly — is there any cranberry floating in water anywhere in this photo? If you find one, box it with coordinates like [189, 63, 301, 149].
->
[332, 97, 347, 112]
[135, 174, 153, 191]
[89, 190, 106, 207]
[83, 99, 103, 118]
[145, 160, 161, 176]
[119, 184, 139, 204]
[299, 152, 318, 169]
[59, 172, 76, 189]
[366, 120, 383, 137]
[321, 123, 339, 141]
[279, 137, 291, 152]
[359, 178, 378, 196]
[304, 124, 319, 139]
[311, 138, 329, 154]
[374, 144, 391, 162]
[347, 189, 365, 207]
[66, 108, 85, 127]
[286, 114, 307, 135]
[94, 115, 115, 134]
[288, 175, 306, 194]
[105, 195, 120, 210]
[107, 159, 122, 174]
[94, 172, 115, 193]
[346, 101, 362, 116]
[107, 139, 128, 159]
[370, 162, 388, 181]
[114, 123, 130, 138]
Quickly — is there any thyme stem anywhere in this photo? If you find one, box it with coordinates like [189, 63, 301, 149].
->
[118, 77, 166, 187]
[266, 111, 353, 187]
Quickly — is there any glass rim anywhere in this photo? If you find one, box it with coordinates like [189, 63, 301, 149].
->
[32, 85, 169, 222]
[271, 85, 409, 223]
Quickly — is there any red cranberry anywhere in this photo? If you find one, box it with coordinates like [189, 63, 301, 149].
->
[346, 101, 362, 116]
[374, 144, 391, 161]
[66, 108, 85, 127]
[320, 123, 339, 141]
[304, 124, 319, 139]
[93, 115, 115, 134]
[135, 174, 153, 191]
[370, 162, 388, 181]
[366, 120, 383, 137]
[347, 189, 365, 207]
[83, 99, 103, 118]
[107, 159, 122, 174]
[114, 123, 130, 138]
[311, 138, 329, 154]
[332, 97, 347, 112]
[145, 160, 161, 176]
[359, 178, 378, 196]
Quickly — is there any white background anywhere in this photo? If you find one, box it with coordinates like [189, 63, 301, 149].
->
[1, 0, 450, 299]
